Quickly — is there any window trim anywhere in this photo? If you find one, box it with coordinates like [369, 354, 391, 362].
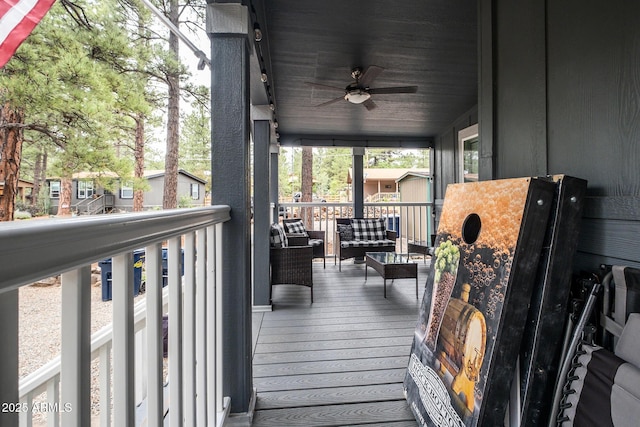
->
[190, 183, 200, 200]
[49, 181, 61, 198]
[120, 182, 134, 199]
[77, 180, 94, 199]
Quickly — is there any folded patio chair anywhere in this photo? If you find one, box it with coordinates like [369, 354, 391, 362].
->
[269, 223, 314, 302]
[555, 267, 640, 426]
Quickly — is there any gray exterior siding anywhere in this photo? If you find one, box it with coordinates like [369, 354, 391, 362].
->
[476, 0, 640, 270]
[47, 170, 206, 214]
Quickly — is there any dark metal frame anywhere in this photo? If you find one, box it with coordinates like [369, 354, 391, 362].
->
[365, 253, 418, 299]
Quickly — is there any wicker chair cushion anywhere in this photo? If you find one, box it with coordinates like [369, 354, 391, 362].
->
[337, 224, 354, 241]
[351, 218, 386, 241]
[309, 238, 323, 247]
[340, 239, 396, 248]
[284, 219, 306, 234]
[270, 223, 288, 248]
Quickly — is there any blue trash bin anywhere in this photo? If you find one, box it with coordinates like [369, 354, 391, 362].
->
[99, 249, 144, 301]
[385, 214, 400, 238]
[161, 248, 184, 287]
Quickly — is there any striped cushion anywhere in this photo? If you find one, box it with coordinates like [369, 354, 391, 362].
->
[340, 239, 395, 248]
[337, 224, 354, 241]
[284, 220, 306, 234]
[351, 218, 386, 241]
[270, 223, 288, 248]
[309, 239, 323, 247]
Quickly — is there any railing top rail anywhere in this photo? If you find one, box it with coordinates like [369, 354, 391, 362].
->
[278, 201, 433, 207]
[0, 205, 230, 293]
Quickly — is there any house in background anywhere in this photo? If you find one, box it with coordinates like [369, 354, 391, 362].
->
[347, 168, 430, 202]
[46, 169, 207, 214]
[0, 179, 34, 205]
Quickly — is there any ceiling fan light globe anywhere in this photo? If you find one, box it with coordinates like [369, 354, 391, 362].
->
[344, 90, 371, 104]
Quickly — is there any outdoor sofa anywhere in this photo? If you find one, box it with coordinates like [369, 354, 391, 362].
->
[335, 218, 397, 271]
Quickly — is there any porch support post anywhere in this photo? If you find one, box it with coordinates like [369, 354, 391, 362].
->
[207, 1, 254, 414]
[352, 147, 365, 218]
[253, 105, 272, 309]
[270, 144, 280, 222]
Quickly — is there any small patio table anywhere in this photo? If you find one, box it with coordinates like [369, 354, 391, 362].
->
[365, 252, 419, 298]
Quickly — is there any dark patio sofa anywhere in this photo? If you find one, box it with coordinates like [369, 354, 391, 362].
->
[335, 218, 397, 271]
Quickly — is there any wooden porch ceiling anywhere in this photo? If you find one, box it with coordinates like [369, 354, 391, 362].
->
[252, 258, 431, 426]
[251, 0, 477, 146]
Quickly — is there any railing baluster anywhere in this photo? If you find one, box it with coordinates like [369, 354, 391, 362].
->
[99, 343, 111, 427]
[112, 252, 135, 426]
[60, 266, 91, 427]
[215, 222, 226, 418]
[206, 225, 216, 423]
[146, 243, 164, 426]
[46, 376, 60, 427]
[168, 236, 184, 427]
[195, 229, 207, 425]
[183, 232, 197, 425]
[20, 394, 32, 427]
[0, 289, 19, 427]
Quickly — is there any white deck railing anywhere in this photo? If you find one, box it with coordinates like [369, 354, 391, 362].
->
[0, 206, 231, 427]
[278, 201, 434, 254]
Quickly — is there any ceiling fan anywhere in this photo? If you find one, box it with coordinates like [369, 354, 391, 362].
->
[305, 65, 418, 111]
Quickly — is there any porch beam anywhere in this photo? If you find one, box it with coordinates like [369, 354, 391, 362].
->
[279, 134, 433, 148]
[208, 1, 254, 414]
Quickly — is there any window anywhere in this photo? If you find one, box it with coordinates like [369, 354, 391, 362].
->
[120, 182, 134, 199]
[49, 181, 60, 198]
[190, 183, 200, 200]
[458, 124, 479, 183]
[77, 180, 94, 199]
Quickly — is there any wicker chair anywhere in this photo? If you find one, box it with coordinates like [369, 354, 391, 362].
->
[335, 218, 397, 271]
[283, 218, 326, 268]
[270, 231, 314, 303]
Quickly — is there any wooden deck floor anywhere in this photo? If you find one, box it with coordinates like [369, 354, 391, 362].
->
[251, 256, 431, 426]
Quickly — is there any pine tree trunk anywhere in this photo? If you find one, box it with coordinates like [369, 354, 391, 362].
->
[301, 146, 313, 228]
[162, 0, 180, 210]
[0, 102, 24, 221]
[32, 150, 43, 208]
[133, 114, 145, 212]
[57, 177, 72, 216]
[32, 150, 47, 210]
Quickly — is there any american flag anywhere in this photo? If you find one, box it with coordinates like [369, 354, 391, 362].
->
[0, 0, 56, 68]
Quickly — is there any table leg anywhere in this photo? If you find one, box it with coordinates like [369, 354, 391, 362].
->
[384, 278, 387, 298]
[415, 277, 418, 299]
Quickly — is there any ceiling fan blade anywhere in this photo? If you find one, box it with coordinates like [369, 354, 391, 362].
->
[359, 65, 384, 86]
[305, 81, 345, 91]
[363, 99, 377, 111]
[315, 96, 345, 107]
[369, 86, 418, 95]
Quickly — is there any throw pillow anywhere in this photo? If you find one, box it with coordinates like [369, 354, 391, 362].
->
[337, 224, 354, 241]
[284, 219, 306, 234]
[269, 223, 288, 248]
[351, 218, 386, 241]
